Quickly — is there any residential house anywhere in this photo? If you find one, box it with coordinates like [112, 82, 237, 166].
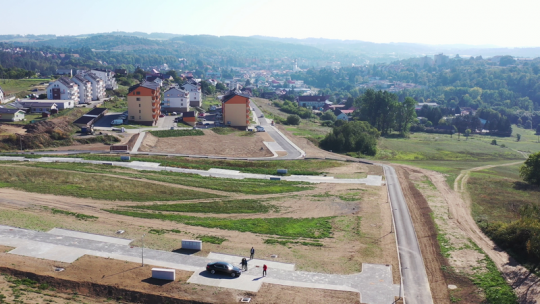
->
[73, 108, 108, 129]
[90, 69, 118, 90]
[222, 91, 250, 128]
[55, 69, 73, 76]
[146, 76, 164, 87]
[71, 74, 92, 104]
[0, 85, 4, 103]
[296, 95, 331, 109]
[0, 108, 25, 122]
[162, 87, 190, 113]
[334, 109, 354, 121]
[182, 111, 197, 126]
[47, 77, 80, 104]
[83, 73, 106, 101]
[182, 80, 202, 107]
[18, 99, 74, 110]
[127, 81, 161, 126]
[415, 102, 438, 111]
[19, 101, 58, 114]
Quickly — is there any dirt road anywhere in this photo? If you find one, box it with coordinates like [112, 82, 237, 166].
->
[408, 161, 540, 303]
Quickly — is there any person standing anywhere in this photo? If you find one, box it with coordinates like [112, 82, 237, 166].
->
[241, 258, 247, 271]
[263, 264, 267, 277]
[250, 247, 255, 260]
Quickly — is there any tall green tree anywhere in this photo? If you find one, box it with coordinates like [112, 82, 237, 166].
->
[357, 89, 398, 135]
[395, 97, 417, 136]
[520, 152, 540, 186]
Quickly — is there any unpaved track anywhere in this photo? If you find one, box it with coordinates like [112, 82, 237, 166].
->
[404, 161, 540, 303]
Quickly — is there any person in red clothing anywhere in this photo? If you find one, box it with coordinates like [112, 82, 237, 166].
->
[263, 264, 267, 277]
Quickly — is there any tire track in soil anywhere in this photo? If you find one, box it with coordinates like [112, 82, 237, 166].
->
[408, 161, 540, 304]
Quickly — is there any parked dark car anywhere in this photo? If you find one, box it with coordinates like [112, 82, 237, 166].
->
[206, 261, 241, 277]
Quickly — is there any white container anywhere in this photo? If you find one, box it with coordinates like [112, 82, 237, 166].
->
[182, 239, 202, 250]
[152, 268, 175, 281]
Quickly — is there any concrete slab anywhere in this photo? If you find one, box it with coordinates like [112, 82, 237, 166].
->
[47, 228, 132, 246]
[187, 271, 263, 292]
[207, 168, 241, 175]
[129, 161, 161, 168]
[9, 242, 86, 263]
[264, 141, 285, 152]
[208, 252, 295, 271]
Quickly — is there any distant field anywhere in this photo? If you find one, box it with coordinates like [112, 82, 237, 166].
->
[468, 164, 539, 224]
[0, 79, 48, 96]
[128, 199, 279, 214]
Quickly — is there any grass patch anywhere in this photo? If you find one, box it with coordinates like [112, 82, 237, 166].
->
[19, 162, 314, 195]
[430, 212, 455, 258]
[102, 98, 128, 112]
[468, 165, 539, 224]
[148, 129, 204, 137]
[211, 127, 239, 135]
[469, 241, 518, 304]
[42, 153, 343, 175]
[338, 192, 361, 201]
[0, 166, 221, 201]
[50, 208, 98, 221]
[105, 209, 334, 239]
[128, 199, 279, 214]
[0, 79, 47, 95]
[197, 235, 227, 244]
[264, 238, 323, 247]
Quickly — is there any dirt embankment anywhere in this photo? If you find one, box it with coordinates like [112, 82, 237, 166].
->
[403, 163, 540, 303]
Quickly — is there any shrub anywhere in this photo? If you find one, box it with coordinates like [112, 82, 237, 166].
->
[286, 114, 301, 125]
[319, 121, 380, 156]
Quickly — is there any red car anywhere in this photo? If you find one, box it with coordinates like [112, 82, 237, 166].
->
[159, 114, 165, 118]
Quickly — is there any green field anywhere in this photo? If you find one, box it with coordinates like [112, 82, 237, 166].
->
[0, 166, 221, 201]
[468, 164, 540, 224]
[18, 153, 343, 175]
[148, 129, 204, 137]
[18, 162, 313, 195]
[0, 79, 49, 96]
[127, 199, 279, 214]
[106, 209, 333, 239]
[102, 97, 128, 112]
[202, 96, 221, 111]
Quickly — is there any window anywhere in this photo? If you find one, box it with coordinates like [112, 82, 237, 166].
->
[136, 91, 140, 95]
[130, 116, 134, 119]
[139, 104, 141, 107]
[136, 98, 140, 101]
[139, 110, 141, 113]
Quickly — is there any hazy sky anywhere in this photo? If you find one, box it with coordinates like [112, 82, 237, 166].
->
[2, 0, 540, 47]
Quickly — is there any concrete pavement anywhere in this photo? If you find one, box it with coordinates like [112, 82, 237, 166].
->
[0, 225, 400, 303]
[383, 165, 433, 304]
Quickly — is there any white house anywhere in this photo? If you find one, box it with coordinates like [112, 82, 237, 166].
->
[296, 95, 331, 109]
[83, 73, 105, 101]
[17, 101, 58, 113]
[162, 87, 190, 113]
[182, 80, 202, 107]
[90, 69, 118, 90]
[71, 74, 92, 104]
[47, 77, 80, 104]
[334, 109, 354, 121]
[0, 108, 25, 121]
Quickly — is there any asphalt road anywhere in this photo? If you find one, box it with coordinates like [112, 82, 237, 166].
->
[383, 164, 433, 304]
[250, 101, 302, 159]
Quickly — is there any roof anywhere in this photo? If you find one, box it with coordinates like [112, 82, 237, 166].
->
[164, 88, 188, 95]
[84, 73, 102, 82]
[340, 110, 354, 114]
[297, 95, 329, 102]
[58, 77, 77, 88]
[20, 102, 57, 107]
[0, 108, 24, 114]
[72, 74, 90, 84]
[85, 108, 107, 116]
[222, 91, 250, 103]
[141, 81, 160, 90]
[72, 116, 95, 125]
[183, 111, 195, 117]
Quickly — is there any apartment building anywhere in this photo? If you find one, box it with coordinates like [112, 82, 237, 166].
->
[162, 87, 190, 113]
[222, 91, 250, 128]
[47, 77, 80, 104]
[182, 80, 202, 107]
[83, 73, 105, 101]
[127, 81, 161, 126]
[71, 74, 92, 104]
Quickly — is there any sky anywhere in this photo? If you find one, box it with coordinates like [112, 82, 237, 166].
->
[2, 0, 540, 47]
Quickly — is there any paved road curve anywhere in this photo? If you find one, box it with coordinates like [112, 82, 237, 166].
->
[250, 101, 303, 159]
[383, 164, 433, 304]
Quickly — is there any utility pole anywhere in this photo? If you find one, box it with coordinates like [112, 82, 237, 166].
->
[141, 233, 146, 267]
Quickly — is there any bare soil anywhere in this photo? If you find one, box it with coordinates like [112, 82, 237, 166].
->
[0, 123, 27, 135]
[0, 161, 398, 280]
[50, 132, 136, 152]
[139, 130, 274, 157]
[400, 162, 540, 303]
